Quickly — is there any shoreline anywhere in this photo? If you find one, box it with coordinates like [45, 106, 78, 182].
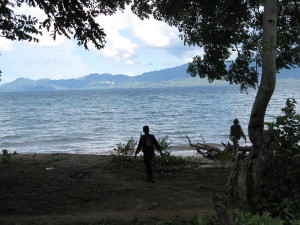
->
[1, 143, 224, 156]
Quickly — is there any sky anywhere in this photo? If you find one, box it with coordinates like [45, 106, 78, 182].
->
[0, 6, 201, 84]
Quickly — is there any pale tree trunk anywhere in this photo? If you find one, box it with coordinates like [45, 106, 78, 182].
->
[225, 0, 278, 213]
[249, 0, 277, 153]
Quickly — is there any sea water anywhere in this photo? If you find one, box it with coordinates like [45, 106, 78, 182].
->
[0, 83, 299, 154]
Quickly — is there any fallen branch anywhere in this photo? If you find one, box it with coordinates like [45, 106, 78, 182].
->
[221, 142, 253, 153]
[185, 135, 221, 159]
[186, 136, 253, 159]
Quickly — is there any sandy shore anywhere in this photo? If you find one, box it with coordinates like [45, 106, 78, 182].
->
[0, 153, 229, 225]
[75, 143, 224, 156]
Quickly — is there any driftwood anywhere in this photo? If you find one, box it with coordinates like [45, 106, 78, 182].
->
[186, 135, 253, 159]
[221, 142, 253, 153]
[185, 135, 221, 159]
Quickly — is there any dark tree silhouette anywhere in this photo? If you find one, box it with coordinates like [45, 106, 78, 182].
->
[0, 0, 131, 49]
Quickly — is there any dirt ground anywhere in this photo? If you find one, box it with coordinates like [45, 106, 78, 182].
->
[0, 153, 229, 225]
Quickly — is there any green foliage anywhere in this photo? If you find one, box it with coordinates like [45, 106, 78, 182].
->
[257, 99, 300, 223]
[113, 137, 137, 157]
[213, 146, 234, 168]
[156, 215, 218, 225]
[236, 211, 283, 225]
[0, 0, 131, 50]
[157, 135, 171, 156]
[1, 149, 17, 165]
[156, 136, 188, 167]
[266, 98, 300, 155]
[51, 153, 68, 161]
[132, 1, 300, 91]
[193, 215, 219, 225]
[156, 136, 188, 166]
[110, 154, 141, 170]
[157, 135, 171, 151]
[156, 153, 187, 168]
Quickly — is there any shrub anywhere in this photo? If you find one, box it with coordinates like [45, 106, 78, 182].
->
[257, 99, 300, 223]
[156, 135, 188, 166]
[1, 149, 17, 165]
[213, 147, 234, 168]
[193, 215, 219, 225]
[113, 137, 137, 157]
[157, 135, 172, 156]
[236, 211, 283, 225]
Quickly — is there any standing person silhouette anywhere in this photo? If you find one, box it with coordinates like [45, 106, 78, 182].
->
[229, 119, 247, 154]
[134, 126, 163, 183]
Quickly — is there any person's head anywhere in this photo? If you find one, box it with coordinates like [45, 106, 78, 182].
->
[233, 118, 239, 124]
[143, 125, 150, 134]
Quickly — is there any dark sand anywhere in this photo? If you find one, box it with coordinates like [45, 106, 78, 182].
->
[0, 153, 229, 225]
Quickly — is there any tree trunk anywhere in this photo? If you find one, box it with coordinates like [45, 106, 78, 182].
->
[226, 0, 278, 211]
[249, 0, 277, 153]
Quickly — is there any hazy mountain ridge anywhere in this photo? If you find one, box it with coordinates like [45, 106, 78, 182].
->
[0, 64, 298, 92]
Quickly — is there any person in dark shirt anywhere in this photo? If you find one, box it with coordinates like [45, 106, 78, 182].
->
[134, 125, 163, 182]
[229, 118, 247, 154]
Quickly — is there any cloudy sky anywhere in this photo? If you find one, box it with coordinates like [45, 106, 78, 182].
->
[0, 6, 201, 84]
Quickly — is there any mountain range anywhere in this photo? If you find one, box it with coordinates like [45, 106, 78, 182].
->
[0, 64, 299, 92]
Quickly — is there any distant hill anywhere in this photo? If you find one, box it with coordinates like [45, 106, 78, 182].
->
[0, 64, 298, 92]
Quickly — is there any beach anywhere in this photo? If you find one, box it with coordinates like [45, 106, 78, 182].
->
[0, 152, 229, 225]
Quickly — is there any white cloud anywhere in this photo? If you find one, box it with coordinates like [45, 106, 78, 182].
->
[92, 6, 182, 64]
[93, 9, 138, 64]
[30, 43, 87, 80]
[0, 38, 13, 51]
[96, 9, 130, 30]
[131, 17, 179, 47]
[0, 41, 88, 83]
[101, 29, 137, 59]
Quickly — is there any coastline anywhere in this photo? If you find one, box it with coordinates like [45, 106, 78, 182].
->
[1, 143, 222, 156]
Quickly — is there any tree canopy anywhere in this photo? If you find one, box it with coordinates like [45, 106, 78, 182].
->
[0, 0, 131, 49]
[132, 0, 300, 91]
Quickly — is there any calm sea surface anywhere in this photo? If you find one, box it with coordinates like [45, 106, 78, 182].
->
[0, 83, 299, 154]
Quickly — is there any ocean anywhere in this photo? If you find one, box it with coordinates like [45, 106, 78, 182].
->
[0, 83, 299, 154]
